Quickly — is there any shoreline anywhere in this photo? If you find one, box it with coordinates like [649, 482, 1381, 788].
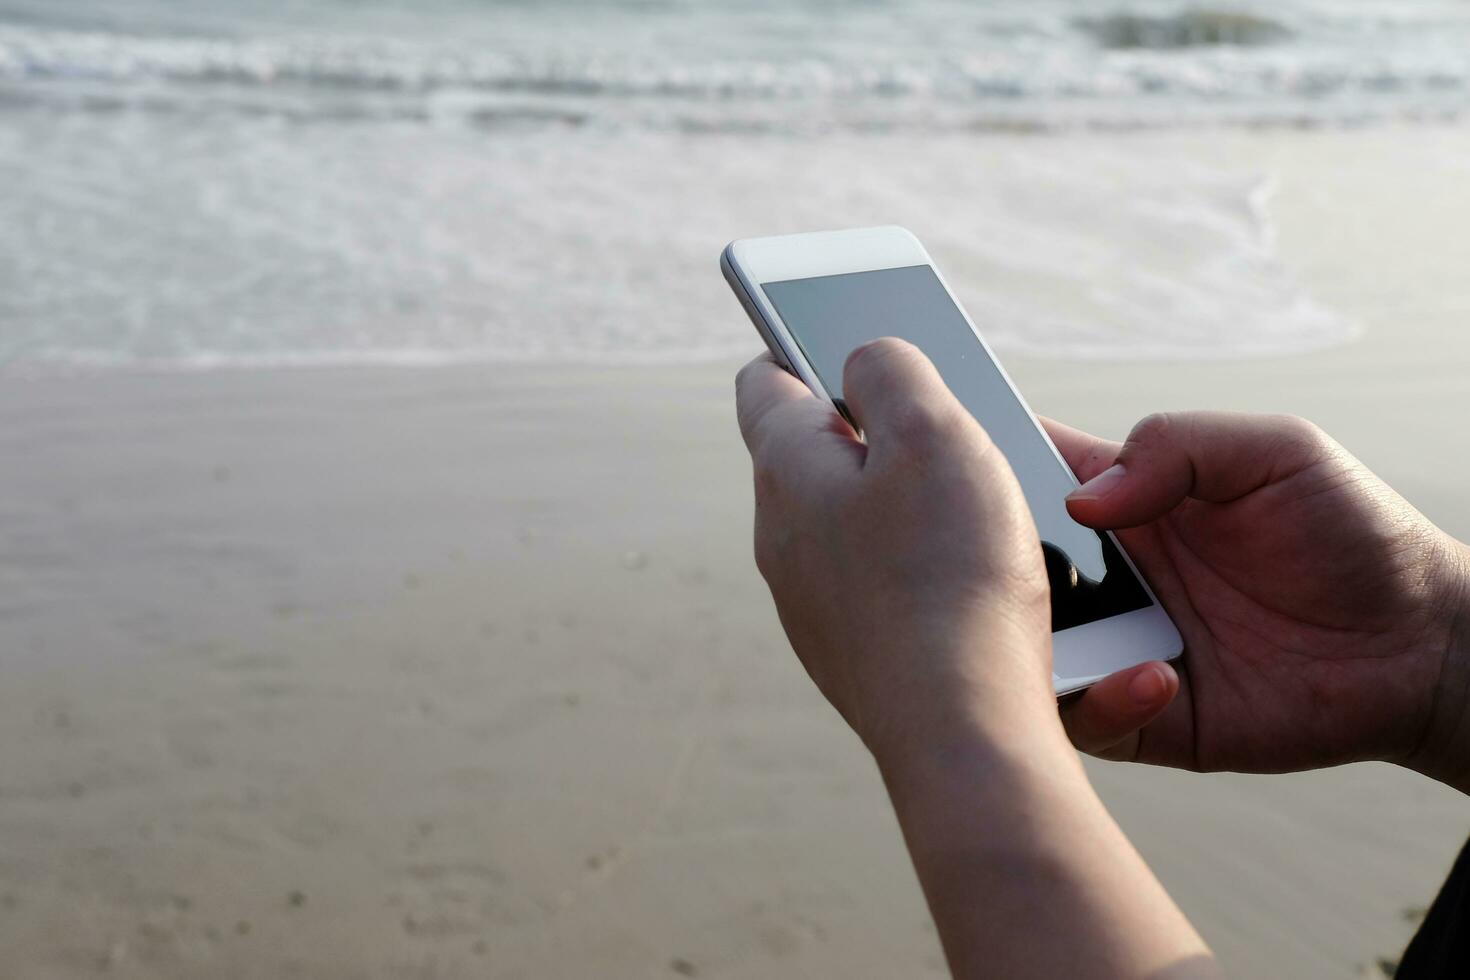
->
[11, 120, 1470, 375]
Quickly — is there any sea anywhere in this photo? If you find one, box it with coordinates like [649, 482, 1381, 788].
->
[3, 0, 1469, 371]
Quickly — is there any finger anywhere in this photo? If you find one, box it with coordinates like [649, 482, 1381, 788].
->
[1065, 411, 1331, 529]
[1060, 660, 1179, 760]
[735, 353, 865, 492]
[735, 352, 820, 456]
[839, 337, 976, 467]
[1039, 417, 1123, 484]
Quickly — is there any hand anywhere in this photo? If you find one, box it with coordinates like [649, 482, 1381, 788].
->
[736, 343, 1220, 979]
[735, 338, 1062, 768]
[1048, 411, 1470, 783]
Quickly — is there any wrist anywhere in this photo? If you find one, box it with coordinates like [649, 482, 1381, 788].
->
[865, 670, 1070, 796]
[875, 706, 1085, 827]
[854, 611, 1062, 780]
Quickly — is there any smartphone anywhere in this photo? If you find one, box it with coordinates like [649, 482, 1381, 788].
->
[721, 226, 1182, 696]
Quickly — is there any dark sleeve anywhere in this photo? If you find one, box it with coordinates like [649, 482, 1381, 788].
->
[1396, 837, 1470, 979]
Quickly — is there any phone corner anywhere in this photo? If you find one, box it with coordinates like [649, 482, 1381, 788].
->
[882, 224, 923, 247]
[719, 246, 744, 289]
[719, 238, 745, 268]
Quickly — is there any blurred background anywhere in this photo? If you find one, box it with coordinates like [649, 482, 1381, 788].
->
[2, 1, 1469, 977]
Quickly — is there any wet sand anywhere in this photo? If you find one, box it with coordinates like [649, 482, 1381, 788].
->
[2, 125, 1469, 978]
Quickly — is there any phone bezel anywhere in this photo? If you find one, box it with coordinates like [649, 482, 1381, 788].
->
[722, 225, 1183, 696]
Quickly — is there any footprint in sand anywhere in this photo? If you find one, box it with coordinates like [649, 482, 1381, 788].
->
[392, 861, 527, 936]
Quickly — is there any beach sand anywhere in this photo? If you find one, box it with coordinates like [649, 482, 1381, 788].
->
[2, 125, 1469, 978]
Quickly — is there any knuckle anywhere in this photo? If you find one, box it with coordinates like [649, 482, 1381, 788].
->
[846, 335, 916, 371]
[747, 402, 793, 459]
[734, 359, 755, 390]
[1126, 411, 1175, 449]
[733, 359, 764, 411]
[1268, 412, 1315, 435]
[751, 513, 796, 585]
[748, 427, 798, 511]
[1262, 413, 1340, 472]
[844, 337, 924, 390]
[734, 356, 784, 442]
[866, 336, 921, 361]
[751, 454, 781, 506]
[735, 352, 776, 386]
[1268, 412, 1328, 451]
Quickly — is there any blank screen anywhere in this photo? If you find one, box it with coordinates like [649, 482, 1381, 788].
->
[762, 265, 1150, 632]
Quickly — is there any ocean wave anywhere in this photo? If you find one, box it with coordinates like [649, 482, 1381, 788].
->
[2, 19, 1469, 125]
[5, 79, 1467, 138]
[0, 119, 1362, 371]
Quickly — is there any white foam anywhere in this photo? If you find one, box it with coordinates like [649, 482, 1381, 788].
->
[0, 119, 1357, 372]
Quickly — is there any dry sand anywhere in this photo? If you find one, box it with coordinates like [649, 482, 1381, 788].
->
[2, 126, 1469, 978]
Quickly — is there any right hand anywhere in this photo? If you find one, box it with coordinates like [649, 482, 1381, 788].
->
[1044, 412, 1470, 786]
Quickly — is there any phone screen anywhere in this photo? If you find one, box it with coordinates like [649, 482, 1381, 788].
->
[762, 264, 1151, 632]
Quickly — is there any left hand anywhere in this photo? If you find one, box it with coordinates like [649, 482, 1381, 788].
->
[735, 338, 1062, 769]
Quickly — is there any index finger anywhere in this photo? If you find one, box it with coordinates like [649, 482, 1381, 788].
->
[735, 353, 866, 500]
[1040, 416, 1123, 484]
[735, 353, 817, 456]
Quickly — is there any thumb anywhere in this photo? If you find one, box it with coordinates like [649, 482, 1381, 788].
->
[1060, 661, 1179, 760]
[839, 337, 977, 467]
[1065, 411, 1331, 529]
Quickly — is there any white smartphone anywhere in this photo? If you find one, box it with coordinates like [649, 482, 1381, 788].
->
[722, 225, 1182, 696]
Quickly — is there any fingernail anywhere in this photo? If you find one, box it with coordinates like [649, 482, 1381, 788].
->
[1068, 463, 1127, 502]
[1128, 664, 1167, 706]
